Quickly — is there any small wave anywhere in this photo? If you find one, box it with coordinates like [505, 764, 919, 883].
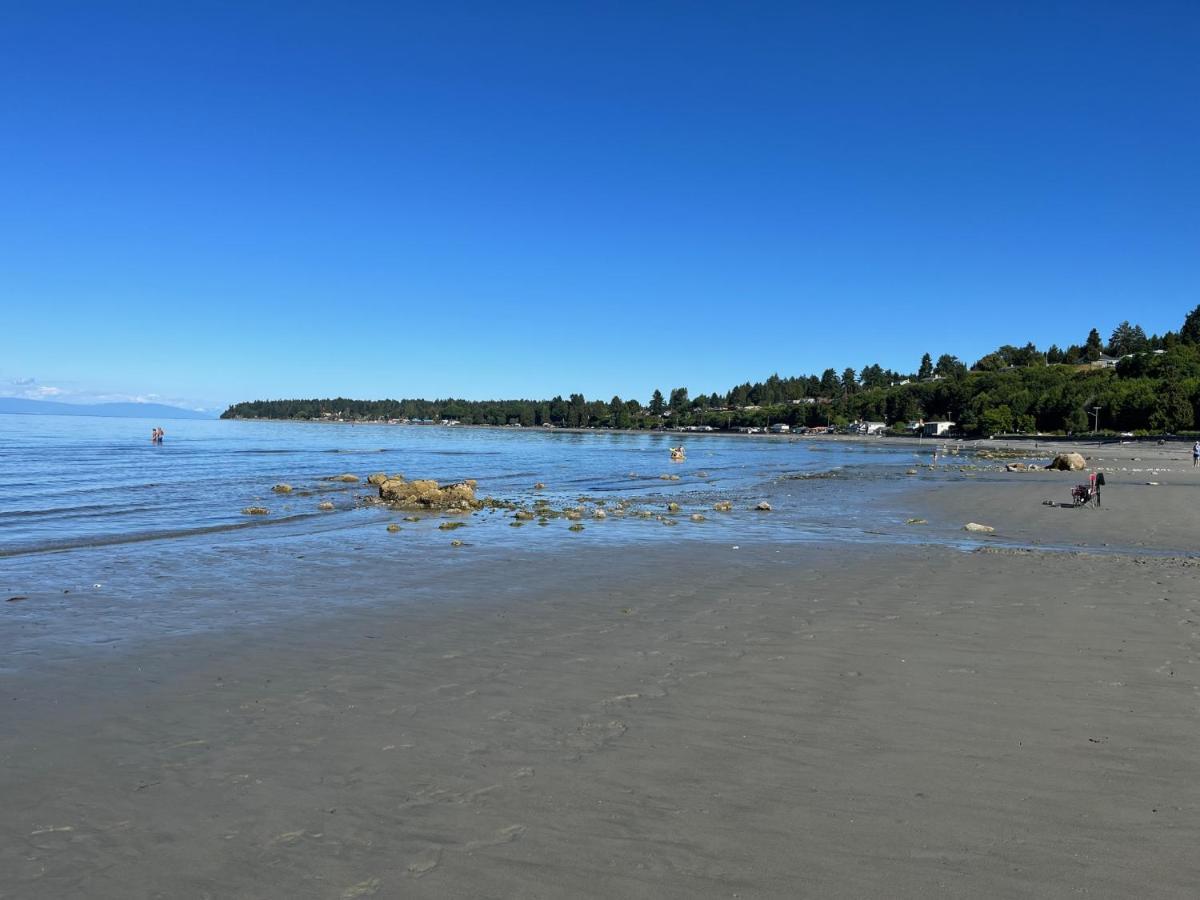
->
[231, 449, 305, 455]
[0, 502, 163, 523]
[0, 511, 333, 559]
[0, 502, 116, 519]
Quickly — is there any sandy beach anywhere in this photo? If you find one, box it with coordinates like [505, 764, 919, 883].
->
[4, 442, 1200, 898]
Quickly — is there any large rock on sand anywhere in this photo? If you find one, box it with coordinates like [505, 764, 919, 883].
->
[378, 476, 479, 510]
[1047, 452, 1086, 471]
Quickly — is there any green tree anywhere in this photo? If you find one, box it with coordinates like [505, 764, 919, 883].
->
[649, 389, 665, 415]
[668, 387, 689, 412]
[608, 395, 624, 427]
[567, 393, 587, 427]
[1108, 321, 1149, 356]
[1151, 385, 1195, 432]
[819, 368, 839, 395]
[979, 404, 1014, 435]
[1181, 306, 1200, 345]
[934, 354, 966, 378]
[841, 367, 858, 395]
[1084, 328, 1104, 361]
[918, 353, 933, 380]
[973, 352, 1006, 372]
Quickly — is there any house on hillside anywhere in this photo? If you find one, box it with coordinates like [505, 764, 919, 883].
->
[1091, 354, 1120, 369]
[921, 421, 956, 437]
[848, 421, 887, 435]
[769, 423, 791, 434]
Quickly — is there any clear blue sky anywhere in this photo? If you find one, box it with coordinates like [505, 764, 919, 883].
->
[3, 1, 1197, 411]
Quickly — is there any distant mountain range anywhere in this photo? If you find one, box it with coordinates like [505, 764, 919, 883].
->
[0, 397, 216, 420]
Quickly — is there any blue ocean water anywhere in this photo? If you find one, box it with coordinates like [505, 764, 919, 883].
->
[1, 413, 949, 660]
[0, 414, 930, 558]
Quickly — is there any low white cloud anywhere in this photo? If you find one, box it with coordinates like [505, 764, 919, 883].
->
[3, 377, 66, 400]
[4, 377, 212, 412]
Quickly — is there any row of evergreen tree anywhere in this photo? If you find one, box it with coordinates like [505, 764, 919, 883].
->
[222, 307, 1200, 436]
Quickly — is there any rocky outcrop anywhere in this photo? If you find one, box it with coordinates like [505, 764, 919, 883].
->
[712, 500, 733, 512]
[367, 472, 391, 486]
[318, 501, 335, 511]
[326, 473, 360, 483]
[756, 502, 772, 511]
[964, 522, 995, 533]
[378, 477, 479, 510]
[1047, 452, 1086, 471]
[272, 484, 293, 493]
[242, 506, 269, 515]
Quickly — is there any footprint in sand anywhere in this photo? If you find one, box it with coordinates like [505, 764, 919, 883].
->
[341, 877, 382, 897]
[269, 830, 308, 846]
[563, 719, 627, 755]
[605, 692, 642, 705]
[464, 824, 527, 851]
[407, 849, 442, 878]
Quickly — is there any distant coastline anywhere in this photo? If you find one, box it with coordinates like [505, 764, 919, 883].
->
[0, 397, 215, 420]
[220, 304, 1200, 439]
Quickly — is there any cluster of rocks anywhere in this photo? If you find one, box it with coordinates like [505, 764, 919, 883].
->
[976, 447, 1031, 460]
[377, 476, 480, 511]
[245, 471, 775, 538]
[999, 452, 1088, 472]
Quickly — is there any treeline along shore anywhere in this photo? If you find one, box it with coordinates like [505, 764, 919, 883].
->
[223, 305, 1200, 437]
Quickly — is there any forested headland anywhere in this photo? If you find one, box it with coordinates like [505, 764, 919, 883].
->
[222, 306, 1200, 437]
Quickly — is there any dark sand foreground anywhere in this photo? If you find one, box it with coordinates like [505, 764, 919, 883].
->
[5, 457, 1200, 898]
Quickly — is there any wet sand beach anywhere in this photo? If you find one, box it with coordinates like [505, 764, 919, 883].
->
[4, 443, 1200, 898]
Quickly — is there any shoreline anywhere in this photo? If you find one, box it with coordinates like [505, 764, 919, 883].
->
[221, 414, 1200, 447]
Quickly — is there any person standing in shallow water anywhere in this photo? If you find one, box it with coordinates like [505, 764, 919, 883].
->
[1193, 440, 1199, 467]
